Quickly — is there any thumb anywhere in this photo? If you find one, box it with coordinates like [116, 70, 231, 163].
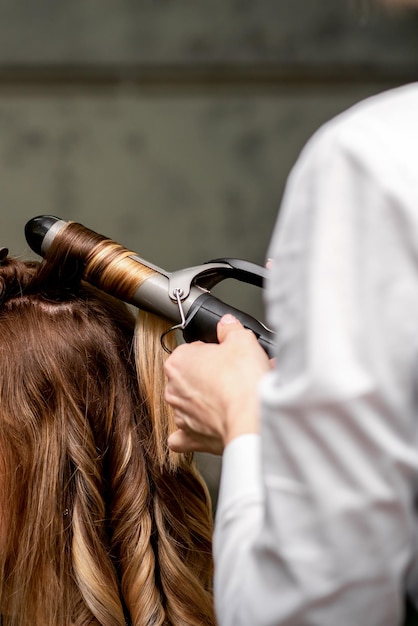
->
[216, 313, 245, 343]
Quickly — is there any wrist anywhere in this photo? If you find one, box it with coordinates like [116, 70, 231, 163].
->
[223, 404, 259, 447]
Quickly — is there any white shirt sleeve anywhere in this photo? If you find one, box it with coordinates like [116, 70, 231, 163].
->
[214, 83, 418, 626]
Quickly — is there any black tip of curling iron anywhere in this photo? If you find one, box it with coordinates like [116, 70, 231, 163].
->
[25, 215, 60, 256]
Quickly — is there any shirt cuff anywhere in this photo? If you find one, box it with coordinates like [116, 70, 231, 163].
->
[217, 433, 263, 515]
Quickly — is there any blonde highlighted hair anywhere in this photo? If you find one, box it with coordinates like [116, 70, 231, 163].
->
[0, 252, 215, 625]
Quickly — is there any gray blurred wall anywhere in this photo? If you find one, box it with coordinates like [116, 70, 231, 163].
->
[0, 0, 416, 500]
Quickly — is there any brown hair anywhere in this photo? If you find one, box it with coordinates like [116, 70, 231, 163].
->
[0, 249, 214, 625]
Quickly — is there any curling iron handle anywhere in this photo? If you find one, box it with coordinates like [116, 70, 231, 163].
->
[183, 292, 275, 358]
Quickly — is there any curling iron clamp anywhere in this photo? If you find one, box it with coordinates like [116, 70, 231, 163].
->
[25, 215, 275, 357]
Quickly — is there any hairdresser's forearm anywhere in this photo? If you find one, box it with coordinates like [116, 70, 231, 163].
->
[213, 434, 265, 625]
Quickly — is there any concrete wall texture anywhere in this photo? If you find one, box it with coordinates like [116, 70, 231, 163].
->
[0, 0, 416, 498]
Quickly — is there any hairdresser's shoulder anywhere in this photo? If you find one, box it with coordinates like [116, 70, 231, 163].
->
[298, 82, 418, 173]
[318, 82, 418, 137]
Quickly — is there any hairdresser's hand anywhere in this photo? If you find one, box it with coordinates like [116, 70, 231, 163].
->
[164, 314, 271, 455]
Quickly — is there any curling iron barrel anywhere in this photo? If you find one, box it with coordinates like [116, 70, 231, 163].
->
[25, 216, 275, 356]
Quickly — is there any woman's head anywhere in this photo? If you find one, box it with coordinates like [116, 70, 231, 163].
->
[0, 255, 214, 626]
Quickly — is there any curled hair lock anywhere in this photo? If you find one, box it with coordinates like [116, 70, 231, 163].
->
[0, 254, 215, 626]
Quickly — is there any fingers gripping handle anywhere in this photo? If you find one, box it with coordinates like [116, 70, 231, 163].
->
[182, 292, 275, 357]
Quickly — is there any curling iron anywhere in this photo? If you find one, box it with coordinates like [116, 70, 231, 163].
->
[25, 215, 275, 356]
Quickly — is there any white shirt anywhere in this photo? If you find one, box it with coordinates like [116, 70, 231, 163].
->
[214, 83, 418, 626]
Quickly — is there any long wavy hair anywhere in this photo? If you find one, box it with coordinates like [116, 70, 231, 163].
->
[0, 250, 215, 625]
